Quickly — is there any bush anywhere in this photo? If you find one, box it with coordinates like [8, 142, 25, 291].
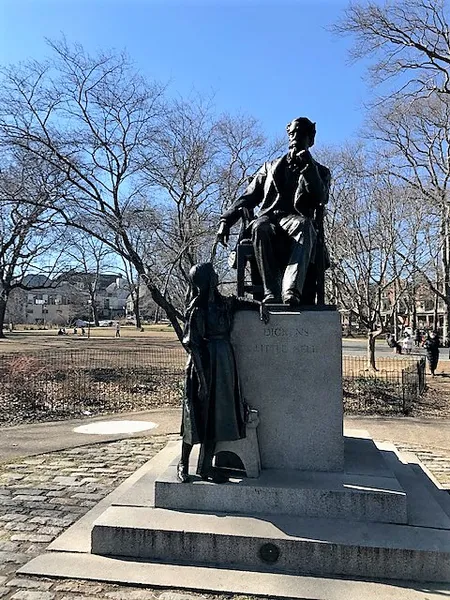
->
[343, 375, 403, 414]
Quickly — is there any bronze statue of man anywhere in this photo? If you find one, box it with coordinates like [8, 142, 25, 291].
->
[216, 117, 330, 305]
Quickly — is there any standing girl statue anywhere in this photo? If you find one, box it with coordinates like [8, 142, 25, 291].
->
[178, 262, 268, 483]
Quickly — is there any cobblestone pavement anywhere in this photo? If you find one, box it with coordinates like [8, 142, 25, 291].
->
[0, 435, 449, 600]
[397, 443, 450, 487]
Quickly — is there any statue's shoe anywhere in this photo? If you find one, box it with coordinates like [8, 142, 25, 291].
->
[199, 469, 228, 484]
[282, 292, 301, 305]
[176, 461, 189, 483]
[263, 293, 282, 304]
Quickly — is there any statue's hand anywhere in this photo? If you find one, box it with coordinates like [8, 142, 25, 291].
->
[216, 221, 230, 248]
[294, 149, 311, 167]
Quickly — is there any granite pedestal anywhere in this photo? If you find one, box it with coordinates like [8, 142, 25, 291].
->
[88, 435, 450, 583]
[231, 308, 343, 471]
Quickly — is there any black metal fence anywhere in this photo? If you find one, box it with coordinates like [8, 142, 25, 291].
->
[0, 347, 186, 426]
[0, 348, 426, 425]
[343, 355, 427, 415]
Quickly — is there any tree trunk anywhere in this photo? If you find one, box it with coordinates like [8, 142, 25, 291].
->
[345, 311, 353, 337]
[92, 303, 100, 327]
[367, 330, 379, 372]
[393, 308, 399, 339]
[445, 304, 450, 346]
[133, 294, 142, 330]
[0, 296, 7, 339]
[392, 272, 399, 339]
[133, 277, 142, 330]
[440, 203, 450, 338]
[140, 273, 183, 341]
[433, 292, 439, 333]
[120, 235, 184, 341]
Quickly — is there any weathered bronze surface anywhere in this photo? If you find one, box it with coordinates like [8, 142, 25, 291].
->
[217, 117, 330, 305]
[178, 262, 268, 483]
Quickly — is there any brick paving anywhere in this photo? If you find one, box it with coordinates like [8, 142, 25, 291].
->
[0, 434, 449, 600]
[0, 435, 221, 600]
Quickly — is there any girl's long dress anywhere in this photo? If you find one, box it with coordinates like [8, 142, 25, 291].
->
[182, 297, 245, 446]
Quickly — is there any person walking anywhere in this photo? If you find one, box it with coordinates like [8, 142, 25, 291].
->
[423, 331, 440, 376]
[414, 328, 422, 347]
[386, 332, 402, 354]
[115, 322, 120, 338]
[402, 333, 413, 355]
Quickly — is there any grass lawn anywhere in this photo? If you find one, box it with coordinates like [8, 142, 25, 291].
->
[0, 324, 180, 354]
[0, 324, 450, 417]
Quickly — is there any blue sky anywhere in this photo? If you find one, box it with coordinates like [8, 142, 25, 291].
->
[0, 0, 370, 148]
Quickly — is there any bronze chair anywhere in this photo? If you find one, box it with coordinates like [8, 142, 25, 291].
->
[229, 208, 263, 300]
[230, 206, 327, 304]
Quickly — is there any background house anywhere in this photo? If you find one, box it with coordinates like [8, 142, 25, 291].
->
[5, 273, 130, 326]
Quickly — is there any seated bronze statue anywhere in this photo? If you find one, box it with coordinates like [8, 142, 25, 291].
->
[216, 117, 330, 306]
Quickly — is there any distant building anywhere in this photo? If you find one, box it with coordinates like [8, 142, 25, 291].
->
[380, 280, 447, 338]
[6, 273, 129, 325]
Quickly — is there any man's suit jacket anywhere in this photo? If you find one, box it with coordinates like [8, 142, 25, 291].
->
[220, 153, 331, 228]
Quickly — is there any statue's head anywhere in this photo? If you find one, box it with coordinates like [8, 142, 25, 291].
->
[188, 262, 218, 299]
[286, 117, 316, 151]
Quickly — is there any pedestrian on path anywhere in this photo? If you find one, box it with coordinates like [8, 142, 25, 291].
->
[415, 328, 422, 347]
[115, 322, 120, 338]
[402, 333, 413, 355]
[423, 331, 440, 376]
[386, 333, 402, 354]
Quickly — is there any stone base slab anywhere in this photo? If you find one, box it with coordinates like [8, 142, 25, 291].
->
[91, 504, 450, 582]
[89, 436, 450, 584]
[154, 464, 407, 523]
[154, 435, 407, 524]
[19, 551, 450, 600]
[17, 436, 450, 595]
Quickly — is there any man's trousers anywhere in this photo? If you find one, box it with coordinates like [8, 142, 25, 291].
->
[251, 213, 317, 300]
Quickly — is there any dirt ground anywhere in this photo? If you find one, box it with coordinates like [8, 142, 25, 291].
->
[0, 325, 180, 354]
[414, 361, 450, 417]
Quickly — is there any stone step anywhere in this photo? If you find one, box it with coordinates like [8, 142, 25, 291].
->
[91, 505, 450, 583]
[376, 443, 450, 529]
[18, 551, 450, 599]
[410, 462, 450, 518]
[154, 463, 408, 524]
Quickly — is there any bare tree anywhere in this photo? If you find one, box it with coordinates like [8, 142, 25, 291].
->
[115, 257, 143, 329]
[325, 146, 417, 369]
[0, 40, 276, 343]
[0, 39, 188, 337]
[334, 0, 450, 98]
[0, 157, 64, 338]
[365, 94, 450, 338]
[63, 232, 117, 326]
[143, 99, 279, 300]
